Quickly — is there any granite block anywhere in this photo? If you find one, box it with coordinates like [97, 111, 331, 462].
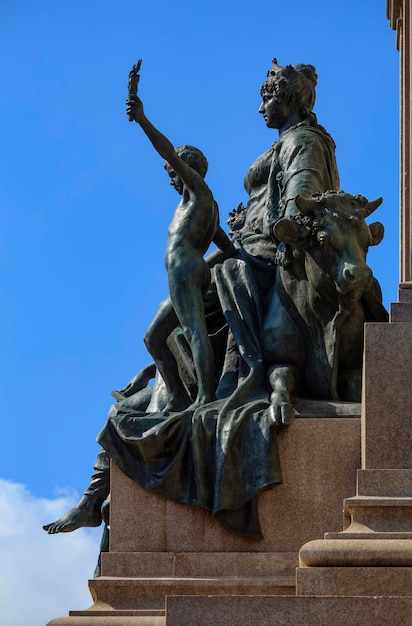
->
[110, 464, 167, 552]
[46, 615, 166, 626]
[390, 301, 412, 321]
[173, 551, 297, 577]
[297, 566, 412, 597]
[101, 550, 298, 578]
[399, 283, 412, 302]
[357, 469, 412, 496]
[362, 322, 412, 469]
[165, 595, 412, 626]
[110, 418, 360, 554]
[101, 552, 175, 577]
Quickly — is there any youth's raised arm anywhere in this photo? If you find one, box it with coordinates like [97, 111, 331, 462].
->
[126, 96, 205, 191]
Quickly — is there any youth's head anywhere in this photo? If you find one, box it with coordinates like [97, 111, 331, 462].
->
[259, 59, 317, 129]
[164, 145, 208, 194]
[176, 145, 208, 177]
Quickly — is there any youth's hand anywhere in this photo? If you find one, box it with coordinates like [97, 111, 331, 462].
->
[126, 95, 144, 123]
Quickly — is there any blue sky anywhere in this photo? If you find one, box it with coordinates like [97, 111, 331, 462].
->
[1, 2, 399, 624]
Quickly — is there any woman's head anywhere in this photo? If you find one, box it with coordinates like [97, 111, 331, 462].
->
[260, 59, 318, 119]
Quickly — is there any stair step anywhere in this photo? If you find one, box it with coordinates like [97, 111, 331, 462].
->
[81, 575, 296, 613]
[345, 496, 412, 506]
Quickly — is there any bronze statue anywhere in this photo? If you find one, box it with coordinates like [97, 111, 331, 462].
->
[43, 59, 388, 543]
[125, 63, 235, 410]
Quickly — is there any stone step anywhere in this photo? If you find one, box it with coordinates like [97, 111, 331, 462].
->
[101, 550, 298, 578]
[165, 595, 412, 626]
[299, 539, 412, 567]
[76, 575, 295, 614]
[325, 531, 412, 539]
[345, 496, 412, 505]
[339, 495, 412, 535]
[70, 608, 165, 617]
[48, 617, 165, 625]
[297, 566, 412, 597]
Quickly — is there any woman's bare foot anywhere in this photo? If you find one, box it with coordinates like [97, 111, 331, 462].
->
[164, 391, 191, 412]
[43, 494, 103, 534]
[268, 366, 296, 426]
[268, 394, 295, 426]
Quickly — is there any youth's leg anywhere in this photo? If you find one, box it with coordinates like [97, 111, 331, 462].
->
[144, 297, 190, 411]
[168, 256, 216, 408]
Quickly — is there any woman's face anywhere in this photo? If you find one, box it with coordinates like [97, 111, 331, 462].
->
[258, 89, 289, 129]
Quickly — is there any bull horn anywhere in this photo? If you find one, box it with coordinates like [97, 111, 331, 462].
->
[365, 197, 383, 217]
[295, 194, 320, 215]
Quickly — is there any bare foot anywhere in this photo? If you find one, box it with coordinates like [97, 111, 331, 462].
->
[268, 394, 295, 426]
[268, 366, 296, 426]
[43, 495, 103, 534]
[187, 394, 216, 411]
[111, 389, 126, 401]
[164, 393, 191, 412]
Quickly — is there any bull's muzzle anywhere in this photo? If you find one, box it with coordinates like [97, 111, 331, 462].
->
[341, 262, 372, 296]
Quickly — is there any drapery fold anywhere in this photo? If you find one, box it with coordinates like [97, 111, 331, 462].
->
[98, 251, 281, 538]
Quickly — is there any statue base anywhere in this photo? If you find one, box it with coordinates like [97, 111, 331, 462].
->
[47, 408, 361, 624]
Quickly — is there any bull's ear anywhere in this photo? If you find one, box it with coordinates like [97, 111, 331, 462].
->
[369, 221, 384, 246]
[274, 218, 308, 245]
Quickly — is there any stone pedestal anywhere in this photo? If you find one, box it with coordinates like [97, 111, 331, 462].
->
[159, 292, 412, 625]
[296, 292, 412, 595]
[47, 410, 360, 624]
[46, 306, 412, 626]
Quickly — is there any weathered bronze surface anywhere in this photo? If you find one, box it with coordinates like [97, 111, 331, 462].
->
[44, 59, 387, 542]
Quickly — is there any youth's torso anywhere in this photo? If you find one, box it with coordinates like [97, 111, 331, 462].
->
[166, 187, 219, 261]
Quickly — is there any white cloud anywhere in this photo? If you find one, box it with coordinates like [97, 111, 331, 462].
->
[0, 478, 102, 626]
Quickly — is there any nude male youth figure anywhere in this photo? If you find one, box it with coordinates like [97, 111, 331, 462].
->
[126, 94, 235, 411]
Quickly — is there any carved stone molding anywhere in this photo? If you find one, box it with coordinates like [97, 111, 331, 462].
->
[388, 0, 412, 284]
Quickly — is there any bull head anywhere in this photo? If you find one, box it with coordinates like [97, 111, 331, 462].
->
[275, 192, 385, 253]
[295, 192, 383, 218]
